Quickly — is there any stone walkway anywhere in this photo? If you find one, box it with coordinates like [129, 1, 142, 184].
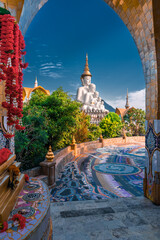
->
[51, 197, 160, 240]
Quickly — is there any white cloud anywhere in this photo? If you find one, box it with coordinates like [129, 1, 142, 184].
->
[106, 89, 145, 110]
[40, 62, 63, 79]
[70, 82, 81, 90]
[40, 70, 62, 79]
[40, 62, 62, 70]
[41, 66, 57, 70]
[56, 63, 62, 67]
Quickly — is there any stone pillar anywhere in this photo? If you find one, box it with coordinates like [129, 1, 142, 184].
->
[99, 134, 104, 148]
[144, 120, 160, 204]
[40, 146, 56, 186]
[70, 136, 77, 156]
[40, 161, 56, 186]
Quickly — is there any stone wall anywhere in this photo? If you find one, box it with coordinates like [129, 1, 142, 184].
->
[19, 0, 48, 35]
[103, 136, 145, 146]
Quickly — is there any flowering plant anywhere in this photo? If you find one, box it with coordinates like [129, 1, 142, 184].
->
[12, 214, 26, 230]
[0, 12, 28, 138]
[25, 174, 29, 182]
[0, 221, 8, 233]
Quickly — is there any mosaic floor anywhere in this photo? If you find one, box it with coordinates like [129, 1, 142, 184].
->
[0, 178, 50, 240]
[51, 144, 145, 202]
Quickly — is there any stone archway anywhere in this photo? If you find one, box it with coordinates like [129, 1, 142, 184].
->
[1, 0, 160, 204]
[103, 0, 160, 205]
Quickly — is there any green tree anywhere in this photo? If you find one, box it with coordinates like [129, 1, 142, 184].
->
[15, 104, 49, 170]
[123, 108, 145, 136]
[15, 88, 101, 170]
[99, 112, 123, 138]
[88, 123, 102, 141]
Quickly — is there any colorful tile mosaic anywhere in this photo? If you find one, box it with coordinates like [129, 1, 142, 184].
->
[0, 178, 50, 240]
[145, 123, 157, 157]
[51, 144, 145, 202]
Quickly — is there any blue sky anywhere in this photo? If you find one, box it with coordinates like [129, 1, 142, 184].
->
[23, 0, 145, 109]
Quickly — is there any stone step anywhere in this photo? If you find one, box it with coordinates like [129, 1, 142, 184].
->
[51, 197, 160, 240]
[0, 154, 16, 177]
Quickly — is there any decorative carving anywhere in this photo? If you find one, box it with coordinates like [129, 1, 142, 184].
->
[146, 124, 157, 156]
[45, 146, 54, 162]
[8, 164, 20, 190]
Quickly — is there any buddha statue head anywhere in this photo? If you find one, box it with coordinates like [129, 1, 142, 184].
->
[81, 76, 91, 86]
[93, 91, 99, 98]
[89, 83, 96, 93]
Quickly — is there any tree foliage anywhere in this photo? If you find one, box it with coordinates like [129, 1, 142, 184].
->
[99, 112, 123, 138]
[123, 108, 145, 136]
[15, 88, 101, 170]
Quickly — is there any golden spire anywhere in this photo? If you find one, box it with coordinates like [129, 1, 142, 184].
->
[125, 88, 130, 109]
[46, 146, 54, 162]
[34, 76, 38, 88]
[72, 135, 76, 145]
[81, 53, 92, 78]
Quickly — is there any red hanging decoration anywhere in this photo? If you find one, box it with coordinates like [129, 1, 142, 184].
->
[0, 14, 28, 138]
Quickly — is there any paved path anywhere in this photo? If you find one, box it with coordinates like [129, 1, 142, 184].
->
[51, 197, 160, 240]
[51, 144, 145, 202]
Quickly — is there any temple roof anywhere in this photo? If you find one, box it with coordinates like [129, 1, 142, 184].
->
[23, 86, 50, 101]
[115, 107, 135, 120]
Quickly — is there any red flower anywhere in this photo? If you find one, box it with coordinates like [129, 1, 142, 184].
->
[12, 214, 26, 230]
[0, 221, 8, 232]
[25, 174, 29, 182]
[3, 133, 15, 139]
[0, 14, 27, 136]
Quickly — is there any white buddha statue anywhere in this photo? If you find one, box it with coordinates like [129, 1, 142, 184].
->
[77, 54, 92, 103]
[77, 75, 91, 102]
[95, 97, 102, 109]
[84, 83, 96, 105]
[82, 104, 88, 112]
[100, 101, 105, 112]
[76, 53, 109, 122]
[91, 91, 99, 108]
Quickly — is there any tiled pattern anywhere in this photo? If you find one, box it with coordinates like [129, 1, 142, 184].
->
[0, 178, 51, 240]
[51, 145, 145, 202]
[144, 120, 160, 203]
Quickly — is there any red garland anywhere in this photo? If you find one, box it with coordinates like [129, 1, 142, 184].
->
[0, 14, 28, 138]
[25, 174, 29, 182]
[0, 221, 8, 233]
[12, 214, 26, 230]
[3, 133, 15, 139]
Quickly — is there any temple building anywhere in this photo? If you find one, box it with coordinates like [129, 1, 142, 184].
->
[23, 77, 50, 102]
[76, 54, 109, 124]
[115, 89, 134, 120]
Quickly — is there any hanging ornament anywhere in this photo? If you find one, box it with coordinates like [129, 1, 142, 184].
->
[0, 8, 28, 139]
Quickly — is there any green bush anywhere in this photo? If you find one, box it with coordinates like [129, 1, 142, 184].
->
[15, 88, 101, 170]
[99, 112, 123, 138]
